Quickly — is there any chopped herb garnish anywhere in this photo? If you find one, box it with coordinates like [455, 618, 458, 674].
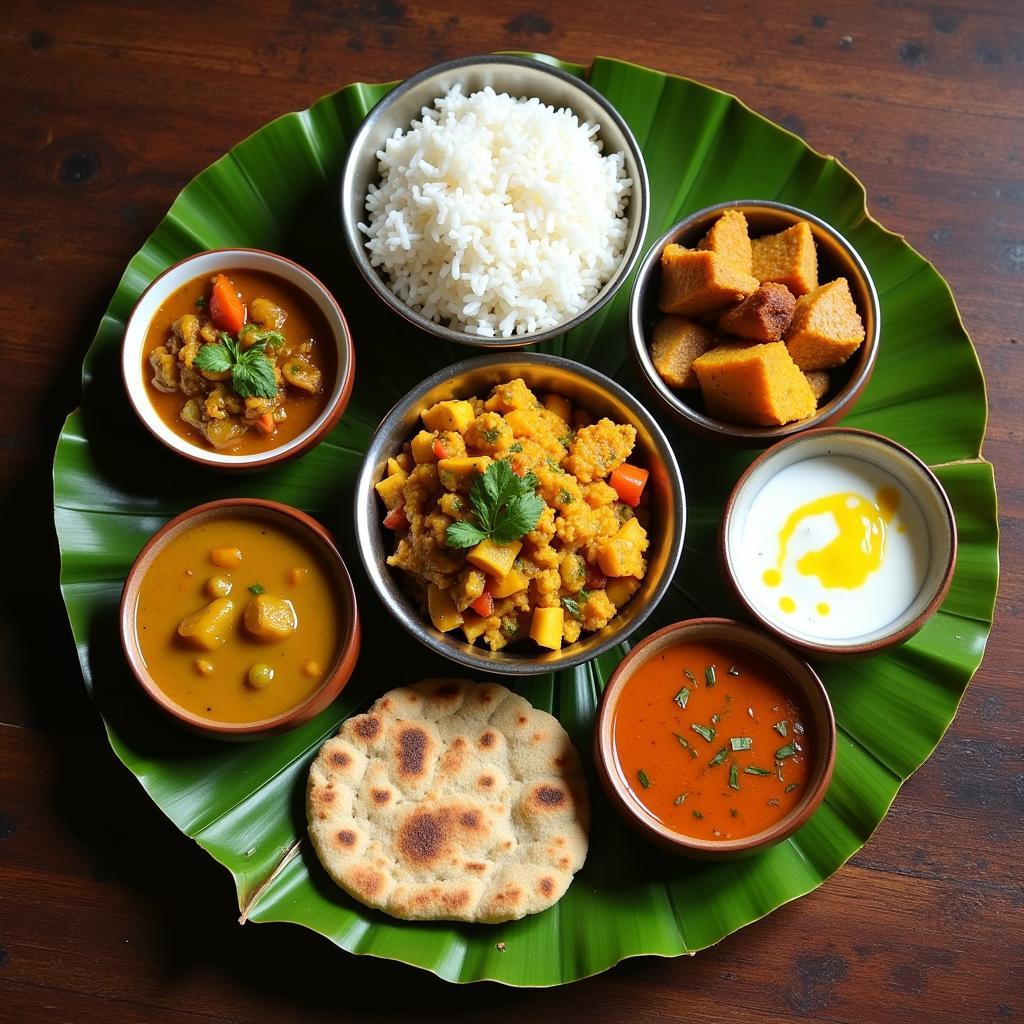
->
[561, 595, 583, 620]
[194, 295, 207, 308]
[774, 720, 789, 737]
[744, 766, 772, 776]
[691, 723, 715, 743]
[684, 669, 697, 687]
[445, 460, 545, 549]
[727, 665, 740, 677]
[239, 324, 285, 349]
[558, 431, 575, 448]
[674, 733, 698, 758]
[193, 333, 277, 399]
[692, 810, 704, 820]
[545, 456, 565, 473]
[637, 769, 650, 789]
[767, 798, 781, 807]
[482, 426, 502, 444]
[705, 664, 717, 687]
[708, 747, 729, 768]
[785, 783, 799, 793]
[557, 488, 573, 505]
[673, 686, 689, 709]
[728, 762, 740, 790]
[776, 742, 798, 760]
[508, 442, 523, 453]
[711, 712, 720, 725]
[248, 583, 265, 595]
[674, 793, 688, 805]
[729, 737, 752, 751]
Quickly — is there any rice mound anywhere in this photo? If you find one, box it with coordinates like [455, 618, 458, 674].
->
[360, 85, 632, 338]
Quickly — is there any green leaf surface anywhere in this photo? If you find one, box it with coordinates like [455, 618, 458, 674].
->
[53, 54, 997, 987]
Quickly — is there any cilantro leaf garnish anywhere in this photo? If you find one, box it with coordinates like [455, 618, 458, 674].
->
[193, 332, 278, 400]
[444, 460, 545, 549]
[239, 324, 285, 349]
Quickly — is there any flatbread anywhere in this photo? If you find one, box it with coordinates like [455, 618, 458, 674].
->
[306, 678, 589, 924]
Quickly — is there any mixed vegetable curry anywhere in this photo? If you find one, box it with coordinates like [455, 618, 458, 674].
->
[143, 269, 335, 454]
[375, 377, 652, 652]
[134, 515, 343, 724]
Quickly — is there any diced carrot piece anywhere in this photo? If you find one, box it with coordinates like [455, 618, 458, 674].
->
[254, 413, 274, 434]
[383, 505, 408, 530]
[209, 274, 246, 333]
[609, 463, 649, 508]
[470, 589, 494, 617]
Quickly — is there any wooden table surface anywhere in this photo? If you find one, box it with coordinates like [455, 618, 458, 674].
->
[2, 0, 1020, 1021]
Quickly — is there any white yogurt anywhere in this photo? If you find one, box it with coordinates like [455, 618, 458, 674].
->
[736, 455, 931, 643]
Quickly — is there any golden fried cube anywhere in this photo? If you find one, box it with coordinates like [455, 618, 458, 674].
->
[697, 209, 753, 275]
[750, 221, 818, 296]
[692, 341, 816, 426]
[785, 278, 865, 370]
[658, 245, 759, 317]
[718, 282, 797, 341]
[804, 369, 831, 404]
[649, 315, 715, 389]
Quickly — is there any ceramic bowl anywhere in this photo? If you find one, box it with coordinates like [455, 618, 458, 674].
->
[720, 428, 957, 657]
[355, 352, 685, 675]
[340, 53, 649, 348]
[595, 617, 836, 859]
[628, 200, 880, 447]
[119, 498, 361, 739]
[122, 248, 355, 469]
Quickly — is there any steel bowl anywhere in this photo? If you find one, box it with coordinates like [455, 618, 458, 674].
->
[341, 54, 650, 349]
[628, 200, 880, 448]
[355, 353, 685, 675]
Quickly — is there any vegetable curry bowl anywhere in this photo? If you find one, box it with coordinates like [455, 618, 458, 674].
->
[355, 353, 686, 674]
[120, 499, 361, 739]
[122, 249, 355, 469]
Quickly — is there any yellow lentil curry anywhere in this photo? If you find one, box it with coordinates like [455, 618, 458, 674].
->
[143, 269, 335, 454]
[375, 378, 652, 652]
[134, 516, 343, 723]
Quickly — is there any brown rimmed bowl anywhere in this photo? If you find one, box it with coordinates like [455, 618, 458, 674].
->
[628, 200, 880, 448]
[121, 248, 355, 470]
[721, 428, 957, 658]
[354, 352, 685, 676]
[594, 617, 836, 860]
[119, 498, 361, 740]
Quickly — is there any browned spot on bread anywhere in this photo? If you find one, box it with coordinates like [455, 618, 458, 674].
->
[372, 788, 391, 805]
[348, 866, 384, 898]
[531, 732, 543, 743]
[517, 715, 527, 724]
[466, 861, 487, 872]
[555, 837, 565, 846]
[552, 755, 566, 767]
[558, 856, 570, 868]
[398, 808, 448, 865]
[398, 725, 429, 777]
[330, 751, 351, 768]
[535, 784, 565, 806]
[478, 775, 494, 788]
[355, 716, 381, 739]
[479, 730, 496, 748]
[336, 829, 357, 847]
[453, 736, 466, 749]
[496, 887, 522, 902]
[435, 683, 459, 698]
[319, 789, 335, 804]
[539, 877, 554, 897]
[459, 810, 481, 830]
[477, 691, 493, 704]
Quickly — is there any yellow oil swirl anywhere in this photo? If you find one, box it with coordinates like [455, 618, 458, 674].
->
[762, 487, 900, 592]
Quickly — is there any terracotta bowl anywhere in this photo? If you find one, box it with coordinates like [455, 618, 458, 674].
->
[720, 427, 957, 658]
[121, 248, 355, 470]
[355, 352, 685, 675]
[594, 618, 836, 859]
[628, 200, 880, 448]
[119, 498, 361, 740]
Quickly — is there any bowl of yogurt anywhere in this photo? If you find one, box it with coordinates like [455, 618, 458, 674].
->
[721, 428, 957, 656]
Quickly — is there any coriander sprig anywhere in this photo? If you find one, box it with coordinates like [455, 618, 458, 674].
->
[445, 460, 545, 549]
[193, 332, 278, 400]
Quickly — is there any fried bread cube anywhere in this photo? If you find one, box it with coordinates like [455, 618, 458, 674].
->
[649, 315, 715, 389]
[692, 341, 816, 426]
[718, 282, 797, 341]
[750, 221, 818, 296]
[658, 245, 759, 317]
[804, 369, 831, 404]
[785, 278, 865, 370]
[696, 209, 753, 274]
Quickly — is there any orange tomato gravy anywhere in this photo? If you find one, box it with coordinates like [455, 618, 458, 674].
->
[612, 640, 814, 841]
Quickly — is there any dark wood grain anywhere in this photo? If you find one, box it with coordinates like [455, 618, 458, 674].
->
[1, 0, 1021, 1021]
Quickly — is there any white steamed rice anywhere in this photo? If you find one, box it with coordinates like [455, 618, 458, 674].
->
[359, 85, 632, 338]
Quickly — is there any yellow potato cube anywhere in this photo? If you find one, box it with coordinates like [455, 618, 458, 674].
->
[421, 399, 475, 434]
[605, 576, 641, 608]
[542, 393, 573, 424]
[177, 597, 236, 651]
[386, 457, 405, 476]
[530, 606, 564, 650]
[461, 612, 490, 643]
[467, 538, 522, 579]
[427, 584, 464, 633]
[438, 492, 467, 519]
[490, 568, 527, 598]
[210, 546, 242, 568]
[437, 456, 491, 492]
[597, 517, 649, 578]
[374, 471, 407, 510]
[410, 430, 437, 464]
[244, 594, 298, 641]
